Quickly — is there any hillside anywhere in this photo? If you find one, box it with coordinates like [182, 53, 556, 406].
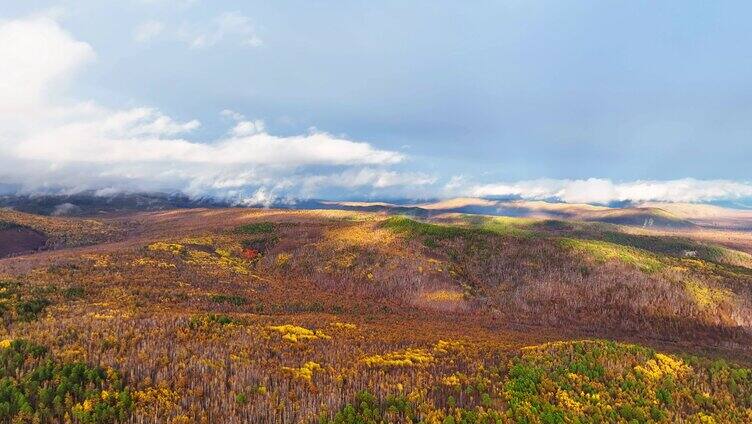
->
[321, 198, 732, 229]
[641, 202, 752, 230]
[0, 208, 751, 422]
[0, 208, 126, 257]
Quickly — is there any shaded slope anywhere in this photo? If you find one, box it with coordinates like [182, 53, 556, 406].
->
[0, 208, 126, 257]
[0, 223, 47, 257]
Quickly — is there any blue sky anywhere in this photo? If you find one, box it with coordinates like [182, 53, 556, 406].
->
[1, 1, 752, 204]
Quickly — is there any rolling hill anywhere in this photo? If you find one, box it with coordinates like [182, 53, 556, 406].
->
[321, 198, 714, 229]
[0, 205, 751, 422]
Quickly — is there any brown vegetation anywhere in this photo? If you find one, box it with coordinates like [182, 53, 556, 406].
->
[0, 207, 751, 422]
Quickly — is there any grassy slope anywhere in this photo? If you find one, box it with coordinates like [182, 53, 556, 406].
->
[382, 215, 752, 338]
[389, 214, 752, 274]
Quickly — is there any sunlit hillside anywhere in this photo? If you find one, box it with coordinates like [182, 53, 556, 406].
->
[1, 207, 751, 422]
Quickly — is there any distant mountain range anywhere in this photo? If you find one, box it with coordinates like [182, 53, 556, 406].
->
[0, 192, 225, 216]
[314, 197, 752, 230]
[2, 192, 752, 230]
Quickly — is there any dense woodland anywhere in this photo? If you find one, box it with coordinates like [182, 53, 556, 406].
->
[0, 207, 751, 423]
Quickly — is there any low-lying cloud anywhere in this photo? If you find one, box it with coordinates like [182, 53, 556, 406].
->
[0, 15, 424, 205]
[469, 178, 752, 204]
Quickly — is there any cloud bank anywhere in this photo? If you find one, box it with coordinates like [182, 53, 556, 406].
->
[2, 15, 751, 207]
[468, 178, 752, 204]
[0, 15, 424, 205]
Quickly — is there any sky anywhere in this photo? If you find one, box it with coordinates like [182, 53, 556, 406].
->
[1, 1, 752, 205]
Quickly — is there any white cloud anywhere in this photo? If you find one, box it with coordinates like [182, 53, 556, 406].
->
[0, 16, 408, 204]
[139, 0, 197, 4]
[237, 187, 277, 207]
[220, 109, 245, 121]
[133, 20, 164, 42]
[469, 178, 752, 204]
[14, 123, 403, 166]
[444, 175, 466, 192]
[5, 15, 750, 207]
[230, 120, 265, 137]
[0, 17, 93, 113]
[132, 12, 262, 49]
[304, 168, 435, 191]
[188, 12, 262, 49]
